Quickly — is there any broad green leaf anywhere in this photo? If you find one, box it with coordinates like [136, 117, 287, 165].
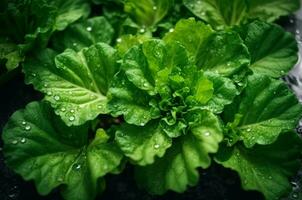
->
[184, 0, 300, 28]
[2, 101, 123, 200]
[24, 43, 119, 126]
[204, 72, 239, 113]
[223, 74, 302, 148]
[163, 18, 213, 62]
[135, 111, 223, 194]
[163, 19, 250, 79]
[183, 0, 247, 28]
[52, 0, 90, 31]
[236, 21, 298, 78]
[52, 17, 114, 52]
[108, 72, 155, 126]
[115, 120, 172, 165]
[215, 131, 302, 200]
[247, 0, 300, 22]
[116, 34, 150, 56]
[124, 0, 174, 27]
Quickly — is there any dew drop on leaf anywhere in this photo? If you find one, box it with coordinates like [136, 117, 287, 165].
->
[54, 95, 60, 101]
[73, 164, 81, 170]
[24, 125, 31, 131]
[154, 144, 160, 149]
[61, 107, 66, 112]
[204, 132, 211, 136]
[153, 6, 157, 10]
[169, 28, 174, 33]
[21, 121, 26, 125]
[116, 38, 122, 43]
[292, 192, 299, 199]
[247, 128, 251, 132]
[11, 140, 18, 145]
[139, 28, 145, 33]
[70, 109, 75, 113]
[47, 91, 52, 96]
[86, 26, 92, 32]
[69, 116, 75, 121]
[20, 138, 26, 143]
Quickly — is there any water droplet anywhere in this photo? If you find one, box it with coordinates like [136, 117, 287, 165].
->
[204, 132, 211, 136]
[247, 128, 251, 132]
[86, 26, 92, 32]
[25, 125, 31, 131]
[292, 192, 299, 199]
[227, 62, 231, 66]
[72, 43, 77, 46]
[268, 176, 272, 180]
[116, 38, 122, 43]
[47, 91, 52, 96]
[20, 138, 26, 143]
[11, 140, 18, 145]
[54, 95, 60, 101]
[44, 83, 48, 87]
[143, 82, 148, 87]
[169, 28, 174, 33]
[97, 105, 103, 109]
[236, 152, 240, 156]
[154, 144, 160, 149]
[281, 70, 285, 73]
[296, 30, 300, 34]
[201, 12, 206, 16]
[22, 121, 26, 125]
[139, 28, 145, 33]
[153, 6, 157, 10]
[70, 109, 75, 113]
[31, 73, 36, 77]
[69, 116, 75, 121]
[61, 107, 66, 112]
[73, 164, 81, 170]
[140, 122, 144, 126]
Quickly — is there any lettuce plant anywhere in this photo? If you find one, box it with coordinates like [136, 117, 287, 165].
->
[1, 1, 302, 200]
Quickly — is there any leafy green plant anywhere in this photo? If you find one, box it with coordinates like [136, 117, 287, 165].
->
[1, 0, 302, 200]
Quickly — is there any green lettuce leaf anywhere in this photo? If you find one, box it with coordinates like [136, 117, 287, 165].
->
[0, 0, 90, 70]
[135, 111, 223, 194]
[24, 43, 119, 126]
[235, 21, 298, 78]
[2, 101, 123, 200]
[223, 73, 302, 148]
[52, 17, 114, 52]
[184, 0, 300, 28]
[115, 120, 172, 165]
[215, 131, 302, 200]
[124, 0, 174, 27]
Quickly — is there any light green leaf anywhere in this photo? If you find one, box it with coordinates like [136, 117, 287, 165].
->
[236, 21, 298, 78]
[115, 120, 172, 165]
[116, 34, 150, 56]
[52, 17, 114, 52]
[204, 72, 239, 113]
[215, 131, 302, 200]
[108, 72, 155, 126]
[163, 18, 213, 62]
[247, 0, 300, 22]
[163, 19, 250, 79]
[53, 0, 90, 31]
[223, 73, 302, 148]
[24, 43, 119, 126]
[2, 101, 123, 200]
[135, 111, 222, 194]
[183, 0, 247, 28]
[124, 0, 174, 27]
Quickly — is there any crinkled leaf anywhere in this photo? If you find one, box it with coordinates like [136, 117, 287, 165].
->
[124, 0, 174, 27]
[164, 19, 250, 79]
[204, 72, 239, 113]
[236, 21, 298, 78]
[0, 41, 23, 71]
[184, 0, 300, 28]
[115, 120, 172, 165]
[2, 101, 123, 200]
[247, 0, 300, 22]
[24, 43, 119, 126]
[135, 111, 222, 194]
[53, 0, 90, 31]
[108, 72, 154, 126]
[223, 74, 302, 148]
[183, 0, 247, 28]
[52, 17, 114, 52]
[215, 131, 302, 200]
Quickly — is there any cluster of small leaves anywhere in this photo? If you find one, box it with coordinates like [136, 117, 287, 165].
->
[1, 1, 302, 200]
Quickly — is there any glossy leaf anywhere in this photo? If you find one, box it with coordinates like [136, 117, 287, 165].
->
[215, 131, 302, 200]
[2, 101, 123, 200]
[223, 74, 302, 148]
[24, 43, 119, 126]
